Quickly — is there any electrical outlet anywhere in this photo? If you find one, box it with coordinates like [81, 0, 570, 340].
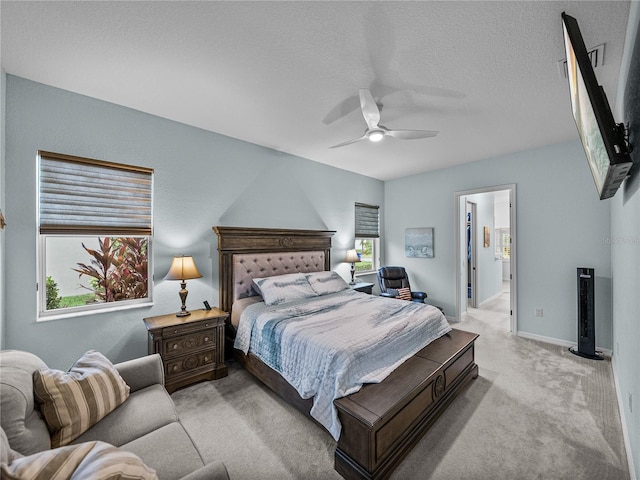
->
[535, 307, 543, 317]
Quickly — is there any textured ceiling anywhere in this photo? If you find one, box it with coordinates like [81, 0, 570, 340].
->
[0, 1, 632, 180]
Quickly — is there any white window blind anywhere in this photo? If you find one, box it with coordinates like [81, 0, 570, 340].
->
[39, 151, 153, 235]
[355, 202, 380, 238]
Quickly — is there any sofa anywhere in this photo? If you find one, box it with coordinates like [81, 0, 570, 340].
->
[0, 349, 230, 480]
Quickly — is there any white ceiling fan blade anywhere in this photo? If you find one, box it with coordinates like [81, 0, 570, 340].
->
[387, 129, 439, 140]
[359, 89, 380, 129]
[329, 134, 368, 149]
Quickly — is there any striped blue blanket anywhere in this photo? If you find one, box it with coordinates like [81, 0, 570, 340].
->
[235, 289, 451, 440]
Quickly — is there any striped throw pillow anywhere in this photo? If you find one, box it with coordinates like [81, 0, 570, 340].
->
[33, 351, 130, 448]
[397, 287, 412, 301]
[0, 440, 158, 480]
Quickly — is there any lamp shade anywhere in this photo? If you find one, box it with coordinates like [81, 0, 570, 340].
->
[165, 256, 202, 281]
[345, 249, 361, 263]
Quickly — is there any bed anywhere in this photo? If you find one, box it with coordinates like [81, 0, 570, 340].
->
[214, 226, 479, 480]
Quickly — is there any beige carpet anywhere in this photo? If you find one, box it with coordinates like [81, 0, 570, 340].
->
[172, 290, 630, 479]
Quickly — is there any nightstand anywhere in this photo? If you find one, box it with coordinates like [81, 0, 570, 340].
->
[143, 308, 228, 393]
[350, 282, 374, 294]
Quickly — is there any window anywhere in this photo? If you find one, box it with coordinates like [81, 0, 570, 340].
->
[38, 151, 153, 319]
[495, 228, 511, 259]
[354, 203, 380, 274]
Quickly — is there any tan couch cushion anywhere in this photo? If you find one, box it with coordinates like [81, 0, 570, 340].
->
[120, 422, 207, 480]
[71, 384, 177, 448]
[33, 351, 130, 448]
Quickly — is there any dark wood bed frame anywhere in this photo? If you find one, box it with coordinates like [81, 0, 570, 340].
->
[214, 226, 479, 480]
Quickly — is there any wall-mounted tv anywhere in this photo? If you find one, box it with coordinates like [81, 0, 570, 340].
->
[561, 12, 632, 200]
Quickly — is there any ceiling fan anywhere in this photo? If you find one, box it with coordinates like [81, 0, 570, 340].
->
[329, 89, 439, 149]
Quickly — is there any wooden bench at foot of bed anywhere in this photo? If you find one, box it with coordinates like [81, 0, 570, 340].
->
[334, 328, 479, 480]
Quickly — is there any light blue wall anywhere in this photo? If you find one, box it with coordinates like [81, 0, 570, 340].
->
[385, 141, 613, 348]
[611, 168, 640, 480]
[611, 3, 640, 478]
[3, 75, 383, 368]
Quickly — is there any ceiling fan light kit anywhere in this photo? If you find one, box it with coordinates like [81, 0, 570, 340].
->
[368, 130, 385, 142]
[330, 89, 439, 149]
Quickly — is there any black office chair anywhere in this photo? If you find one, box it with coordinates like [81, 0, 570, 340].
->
[376, 266, 427, 303]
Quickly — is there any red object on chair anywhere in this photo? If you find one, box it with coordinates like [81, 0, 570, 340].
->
[397, 287, 412, 301]
[376, 266, 427, 303]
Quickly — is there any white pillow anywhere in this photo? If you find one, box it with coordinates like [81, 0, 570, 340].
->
[305, 271, 350, 296]
[252, 273, 318, 306]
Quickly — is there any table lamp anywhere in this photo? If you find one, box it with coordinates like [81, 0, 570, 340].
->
[345, 249, 361, 285]
[165, 255, 202, 317]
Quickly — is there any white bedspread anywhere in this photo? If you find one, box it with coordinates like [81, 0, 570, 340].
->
[234, 289, 451, 440]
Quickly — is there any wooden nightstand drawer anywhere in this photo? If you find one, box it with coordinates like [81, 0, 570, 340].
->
[163, 329, 215, 358]
[162, 319, 218, 338]
[165, 351, 215, 376]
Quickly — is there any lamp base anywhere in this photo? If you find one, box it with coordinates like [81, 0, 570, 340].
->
[176, 282, 191, 317]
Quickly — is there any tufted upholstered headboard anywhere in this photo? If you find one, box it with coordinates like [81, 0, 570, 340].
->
[232, 251, 326, 303]
[213, 227, 336, 315]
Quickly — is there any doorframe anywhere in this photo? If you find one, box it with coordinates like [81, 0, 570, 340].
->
[466, 201, 478, 308]
[454, 184, 517, 333]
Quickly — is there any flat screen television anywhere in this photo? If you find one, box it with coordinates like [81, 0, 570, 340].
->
[561, 12, 632, 200]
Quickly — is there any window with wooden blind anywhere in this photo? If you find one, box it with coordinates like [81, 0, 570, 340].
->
[37, 151, 154, 319]
[354, 203, 380, 274]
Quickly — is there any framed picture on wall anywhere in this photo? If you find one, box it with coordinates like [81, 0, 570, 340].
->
[405, 227, 434, 258]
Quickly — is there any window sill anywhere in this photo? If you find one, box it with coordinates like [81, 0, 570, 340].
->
[38, 300, 153, 322]
[355, 271, 376, 278]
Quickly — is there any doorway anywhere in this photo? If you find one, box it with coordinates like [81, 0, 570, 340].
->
[466, 201, 478, 308]
[455, 184, 517, 333]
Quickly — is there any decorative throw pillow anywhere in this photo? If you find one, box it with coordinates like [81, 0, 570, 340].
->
[305, 271, 350, 296]
[0, 440, 158, 480]
[252, 272, 318, 306]
[397, 287, 413, 301]
[33, 350, 130, 448]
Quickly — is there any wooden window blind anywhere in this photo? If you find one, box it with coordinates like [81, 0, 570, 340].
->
[355, 202, 380, 238]
[38, 151, 153, 235]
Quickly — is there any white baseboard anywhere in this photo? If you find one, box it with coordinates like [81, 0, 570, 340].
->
[612, 355, 637, 480]
[515, 331, 613, 358]
[448, 310, 468, 323]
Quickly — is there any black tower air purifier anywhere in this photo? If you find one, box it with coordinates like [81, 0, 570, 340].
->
[569, 267, 603, 360]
